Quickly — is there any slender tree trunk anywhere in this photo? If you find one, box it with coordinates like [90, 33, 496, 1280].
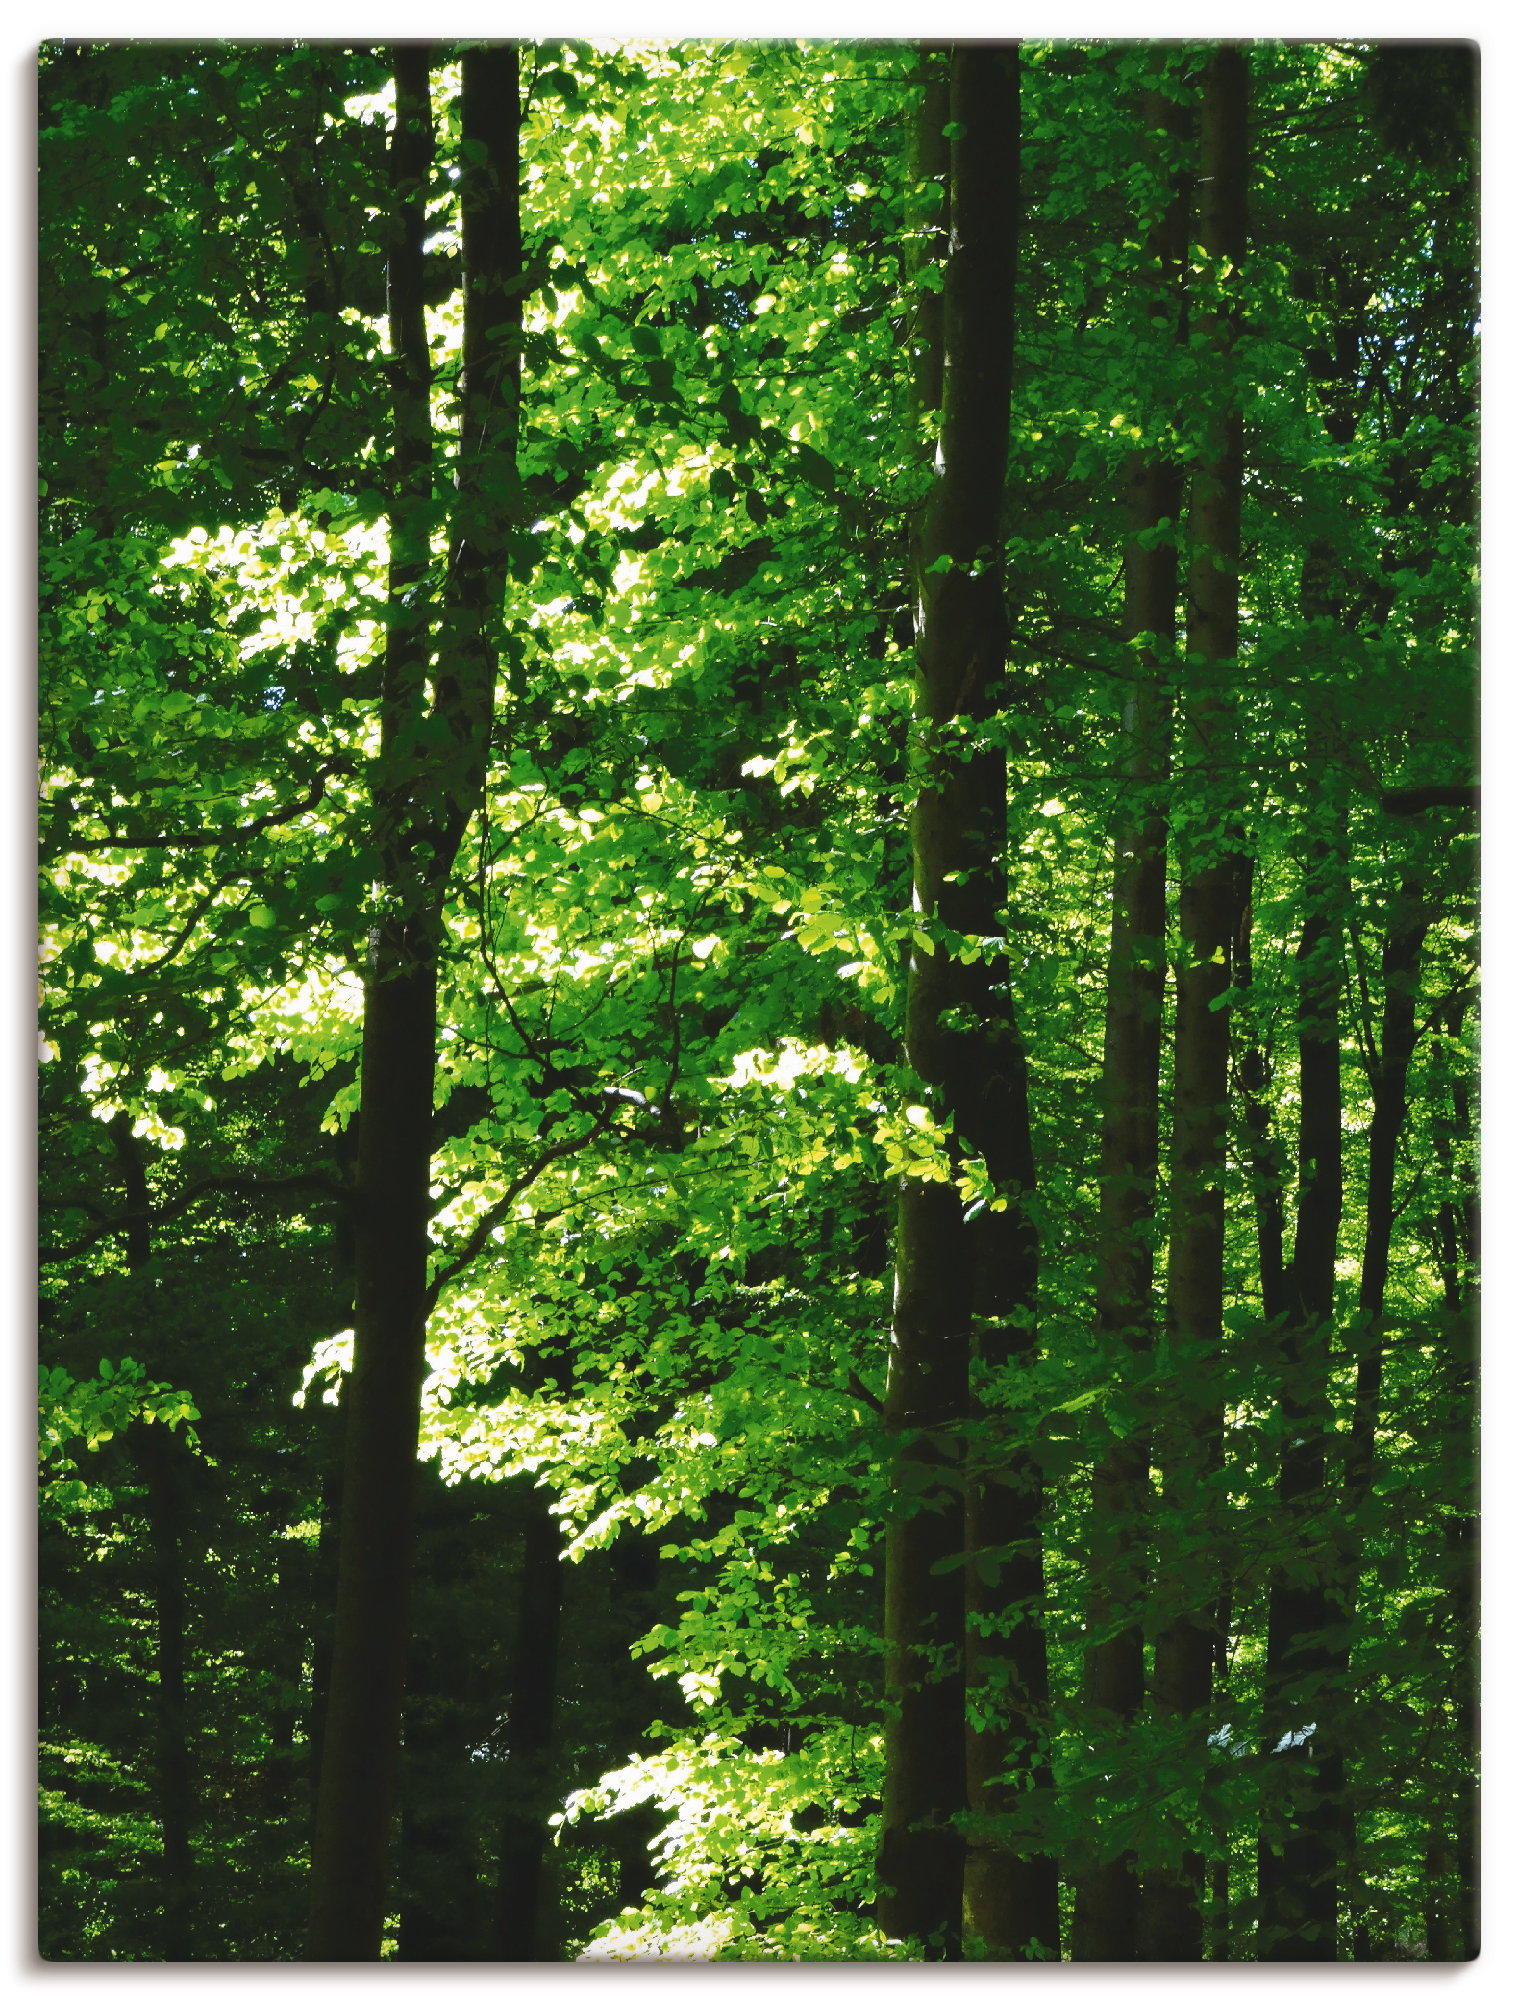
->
[394, 1478, 489, 1963]
[881, 42, 1042, 1960]
[1257, 854, 1345, 1960]
[1234, 865, 1289, 1327]
[1071, 65, 1188, 1964]
[110, 1115, 195, 1961]
[137, 1425, 193, 1960]
[1328, 879, 1433, 1947]
[1255, 519, 1355, 1961]
[1141, 44, 1248, 1963]
[308, 44, 523, 1959]
[304, 1437, 341, 1839]
[307, 51, 437, 1953]
[1427, 990, 1478, 1959]
[1347, 885, 1432, 1504]
[492, 1489, 564, 1960]
[878, 43, 962, 1959]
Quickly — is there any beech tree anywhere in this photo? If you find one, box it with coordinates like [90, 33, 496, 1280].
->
[40, 36, 1475, 1963]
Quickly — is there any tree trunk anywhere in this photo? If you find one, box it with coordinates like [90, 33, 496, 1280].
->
[307, 44, 523, 1960]
[1234, 865, 1289, 1328]
[1257, 860, 1345, 1960]
[1427, 990, 1478, 1960]
[880, 42, 1042, 1960]
[1071, 63, 1188, 1964]
[109, 1115, 195, 1961]
[394, 1477, 491, 1963]
[1345, 882, 1433, 1510]
[1141, 44, 1248, 1963]
[1329, 879, 1433, 1947]
[492, 1488, 564, 1959]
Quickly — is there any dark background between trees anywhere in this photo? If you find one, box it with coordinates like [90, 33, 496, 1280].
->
[39, 36, 1475, 1961]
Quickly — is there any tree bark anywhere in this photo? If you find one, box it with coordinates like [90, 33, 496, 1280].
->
[1329, 879, 1433, 1947]
[880, 42, 1050, 1960]
[1141, 44, 1248, 1963]
[1071, 64, 1188, 1964]
[1430, 994, 1477, 1960]
[1234, 865, 1290, 1329]
[492, 1488, 564, 1959]
[1257, 855, 1345, 1960]
[394, 1476, 491, 1963]
[109, 1115, 195, 1962]
[307, 44, 523, 1960]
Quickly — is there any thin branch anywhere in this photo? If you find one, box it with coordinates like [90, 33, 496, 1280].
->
[52, 759, 352, 855]
[425, 1097, 620, 1304]
[134, 879, 245, 975]
[1345, 921, 1380, 1078]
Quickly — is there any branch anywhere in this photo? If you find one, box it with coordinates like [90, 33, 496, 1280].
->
[425, 1097, 620, 1304]
[135, 879, 242, 975]
[848, 1370, 885, 1414]
[52, 759, 352, 855]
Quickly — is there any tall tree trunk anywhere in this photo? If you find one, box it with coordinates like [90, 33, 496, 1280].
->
[1234, 864, 1289, 1327]
[1141, 43, 1248, 1963]
[1330, 878, 1433, 1948]
[110, 1115, 195, 1961]
[951, 47, 1061, 1965]
[394, 1476, 490, 1963]
[492, 1488, 564, 1960]
[1346, 883, 1433, 1506]
[304, 1435, 342, 1843]
[1071, 63, 1188, 1964]
[1257, 848, 1345, 1960]
[307, 44, 523, 1960]
[880, 41, 1039, 1960]
[877, 43, 960, 1958]
[1427, 988, 1477, 1959]
[1254, 515, 1360, 1959]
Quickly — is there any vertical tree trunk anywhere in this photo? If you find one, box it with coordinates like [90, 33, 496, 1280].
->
[304, 1439, 341, 1842]
[1234, 865, 1289, 1328]
[492, 1489, 565, 1960]
[1257, 861, 1344, 1960]
[903, 45, 948, 435]
[1348, 885, 1433, 1502]
[951, 47, 1061, 1965]
[136, 1421, 193, 1960]
[880, 41, 1039, 1960]
[876, 43, 959, 1958]
[394, 1477, 490, 1963]
[1426, 989, 1478, 1960]
[1141, 43, 1248, 1964]
[1330, 878, 1433, 1947]
[1255, 519, 1359, 1959]
[1071, 63, 1188, 1964]
[307, 49, 437, 1955]
[110, 1115, 195, 1961]
[308, 44, 523, 1960]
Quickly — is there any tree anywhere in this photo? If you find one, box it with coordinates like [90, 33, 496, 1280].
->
[304, 42, 527, 1959]
[1070, 52, 1189, 1965]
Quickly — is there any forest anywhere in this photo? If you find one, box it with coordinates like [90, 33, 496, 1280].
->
[37, 37, 1476, 1963]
